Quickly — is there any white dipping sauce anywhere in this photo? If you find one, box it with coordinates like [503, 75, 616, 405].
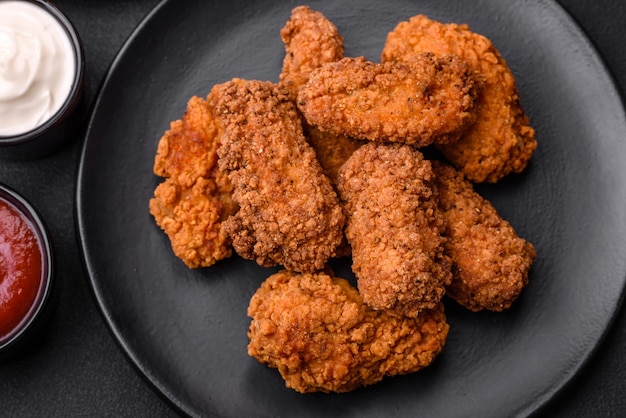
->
[0, 1, 75, 136]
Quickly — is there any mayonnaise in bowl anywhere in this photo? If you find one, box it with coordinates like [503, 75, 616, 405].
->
[0, 0, 76, 136]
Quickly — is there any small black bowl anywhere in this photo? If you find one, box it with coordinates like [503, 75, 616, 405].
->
[0, 0, 85, 160]
[0, 183, 55, 362]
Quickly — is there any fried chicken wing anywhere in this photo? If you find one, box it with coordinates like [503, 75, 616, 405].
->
[153, 96, 222, 188]
[302, 124, 364, 188]
[150, 96, 237, 268]
[278, 6, 363, 187]
[279, 5, 344, 101]
[337, 143, 452, 317]
[247, 270, 449, 393]
[381, 15, 537, 183]
[432, 161, 536, 311]
[297, 54, 480, 147]
[150, 176, 235, 268]
[214, 79, 344, 273]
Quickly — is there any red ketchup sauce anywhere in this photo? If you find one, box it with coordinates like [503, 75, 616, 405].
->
[0, 198, 43, 341]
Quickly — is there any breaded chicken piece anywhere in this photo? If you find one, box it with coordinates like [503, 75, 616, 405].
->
[279, 5, 344, 101]
[301, 127, 360, 264]
[153, 96, 222, 188]
[214, 79, 344, 273]
[277, 7, 360, 258]
[278, 6, 364, 187]
[302, 124, 364, 188]
[297, 54, 480, 147]
[431, 161, 536, 311]
[149, 175, 235, 268]
[381, 15, 537, 183]
[150, 96, 237, 268]
[337, 143, 452, 317]
[247, 270, 449, 393]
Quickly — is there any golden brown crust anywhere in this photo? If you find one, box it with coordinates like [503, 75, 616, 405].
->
[214, 79, 344, 272]
[302, 123, 364, 188]
[297, 54, 479, 147]
[337, 143, 452, 317]
[278, 6, 362, 189]
[381, 15, 537, 182]
[302, 124, 363, 259]
[431, 161, 536, 311]
[150, 96, 236, 268]
[149, 176, 234, 268]
[277, 7, 358, 258]
[247, 270, 449, 393]
[279, 5, 344, 101]
[153, 96, 221, 188]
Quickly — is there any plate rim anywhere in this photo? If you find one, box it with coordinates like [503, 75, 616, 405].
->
[74, 0, 194, 415]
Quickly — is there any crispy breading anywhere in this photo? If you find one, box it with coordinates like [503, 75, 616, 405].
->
[297, 54, 480, 147]
[247, 270, 449, 393]
[150, 96, 236, 268]
[153, 96, 221, 188]
[214, 79, 344, 273]
[149, 175, 235, 268]
[302, 123, 364, 187]
[278, 6, 363, 188]
[302, 124, 362, 259]
[381, 15, 537, 182]
[279, 5, 344, 101]
[337, 143, 452, 317]
[431, 161, 536, 311]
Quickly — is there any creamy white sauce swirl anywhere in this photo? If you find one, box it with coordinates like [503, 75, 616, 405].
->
[0, 1, 75, 136]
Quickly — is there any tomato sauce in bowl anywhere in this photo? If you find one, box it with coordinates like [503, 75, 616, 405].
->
[0, 183, 54, 360]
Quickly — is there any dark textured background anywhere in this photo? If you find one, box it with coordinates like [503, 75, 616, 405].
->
[0, 0, 624, 416]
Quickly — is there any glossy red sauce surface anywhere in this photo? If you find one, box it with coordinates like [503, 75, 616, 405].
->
[0, 198, 43, 341]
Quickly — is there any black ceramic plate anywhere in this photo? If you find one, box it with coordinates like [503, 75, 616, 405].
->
[76, 0, 626, 416]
